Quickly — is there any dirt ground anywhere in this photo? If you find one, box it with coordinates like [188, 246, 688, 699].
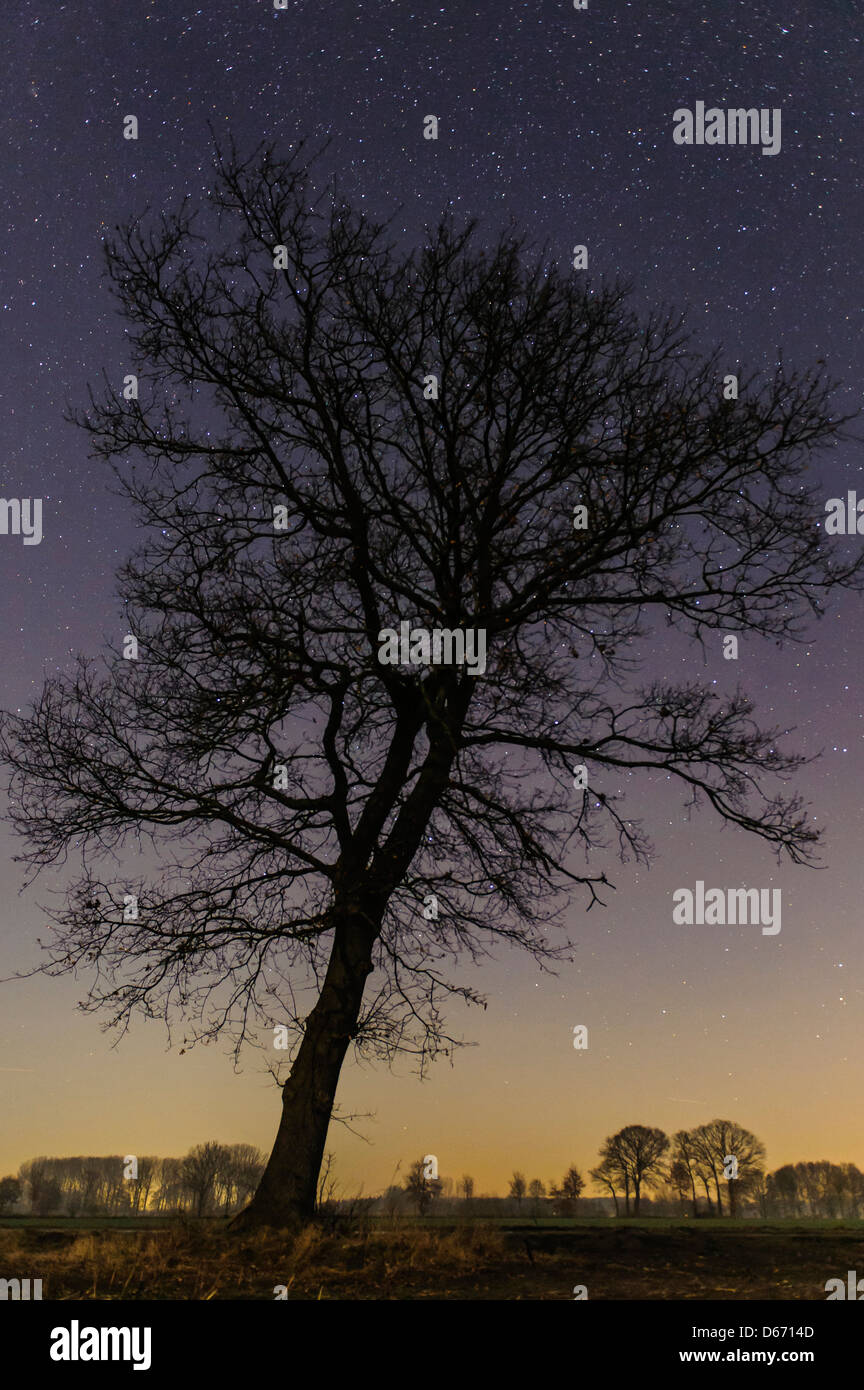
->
[1, 1219, 861, 1299]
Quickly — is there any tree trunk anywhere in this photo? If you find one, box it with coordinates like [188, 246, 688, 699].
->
[231, 909, 377, 1230]
[231, 689, 469, 1233]
[633, 1178, 641, 1216]
[690, 1175, 698, 1217]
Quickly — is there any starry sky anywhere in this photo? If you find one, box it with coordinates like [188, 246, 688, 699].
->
[1, 0, 863, 1198]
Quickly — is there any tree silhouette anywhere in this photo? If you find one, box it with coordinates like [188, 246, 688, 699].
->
[1, 138, 861, 1228]
[668, 1158, 693, 1215]
[459, 1174, 475, 1202]
[599, 1125, 670, 1216]
[180, 1141, 226, 1218]
[690, 1119, 766, 1217]
[508, 1171, 527, 1209]
[551, 1164, 584, 1215]
[590, 1156, 622, 1217]
[672, 1128, 709, 1217]
[0, 1177, 21, 1214]
[405, 1158, 440, 1215]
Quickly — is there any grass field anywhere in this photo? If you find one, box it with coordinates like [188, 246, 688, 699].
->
[2, 1215, 863, 1299]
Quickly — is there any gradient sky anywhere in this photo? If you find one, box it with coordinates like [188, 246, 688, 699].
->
[1, 0, 863, 1199]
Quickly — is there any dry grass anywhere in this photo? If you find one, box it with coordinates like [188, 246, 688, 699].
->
[0, 1219, 514, 1300]
[2, 1218, 858, 1299]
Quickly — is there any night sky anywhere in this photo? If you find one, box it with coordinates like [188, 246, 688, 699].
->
[1, 0, 863, 1198]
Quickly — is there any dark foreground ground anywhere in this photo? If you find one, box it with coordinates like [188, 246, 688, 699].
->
[1, 1217, 861, 1299]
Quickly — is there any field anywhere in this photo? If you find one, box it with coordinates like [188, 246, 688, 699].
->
[1, 1216, 863, 1300]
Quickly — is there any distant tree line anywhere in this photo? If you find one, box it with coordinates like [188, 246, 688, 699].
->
[765, 1162, 864, 1220]
[2, 1144, 264, 1217]
[391, 1126, 864, 1220]
[4, 1132, 864, 1222]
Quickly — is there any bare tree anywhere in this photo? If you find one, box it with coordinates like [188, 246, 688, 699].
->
[527, 1177, 546, 1217]
[314, 1152, 338, 1212]
[459, 1174, 475, 1203]
[180, 1141, 227, 1218]
[590, 1157, 622, 1217]
[668, 1158, 693, 1215]
[841, 1164, 864, 1220]
[405, 1158, 440, 1215]
[127, 1156, 159, 1214]
[690, 1123, 724, 1215]
[509, 1172, 527, 1211]
[690, 1120, 765, 1218]
[560, 1165, 585, 1203]
[0, 1177, 21, 1214]
[719, 1121, 765, 1218]
[600, 1126, 669, 1216]
[2, 137, 861, 1229]
[766, 1163, 799, 1218]
[551, 1164, 584, 1216]
[672, 1129, 706, 1217]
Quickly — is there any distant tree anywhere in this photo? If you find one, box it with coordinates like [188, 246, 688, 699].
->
[590, 1156, 622, 1216]
[687, 1126, 720, 1214]
[796, 1160, 825, 1217]
[102, 1156, 131, 1215]
[508, 1172, 527, 1210]
[527, 1177, 546, 1216]
[560, 1165, 585, 1202]
[153, 1156, 185, 1212]
[315, 1152, 339, 1213]
[842, 1163, 864, 1220]
[668, 1158, 692, 1215]
[672, 1130, 707, 1217]
[79, 1159, 104, 1215]
[405, 1158, 441, 1215]
[0, 1176, 21, 1214]
[692, 1120, 765, 1217]
[140, 1157, 160, 1212]
[600, 1126, 669, 1216]
[740, 1168, 769, 1219]
[771, 1158, 864, 1220]
[181, 1141, 228, 1217]
[459, 1174, 475, 1202]
[598, 1142, 630, 1214]
[122, 1155, 159, 1214]
[382, 1184, 406, 1218]
[33, 1177, 63, 1216]
[551, 1164, 585, 1216]
[26, 1158, 60, 1213]
[232, 1145, 266, 1210]
[823, 1161, 847, 1219]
